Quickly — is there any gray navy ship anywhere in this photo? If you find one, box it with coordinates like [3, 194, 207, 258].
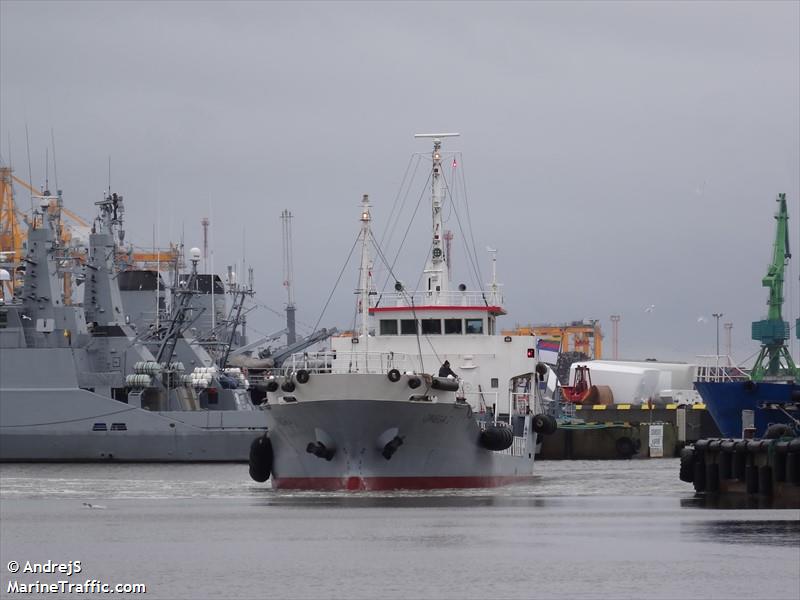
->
[0, 190, 266, 461]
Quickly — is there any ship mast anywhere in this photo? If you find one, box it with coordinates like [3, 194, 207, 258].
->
[358, 194, 372, 347]
[415, 133, 459, 303]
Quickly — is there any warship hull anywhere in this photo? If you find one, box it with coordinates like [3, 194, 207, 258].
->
[0, 349, 266, 462]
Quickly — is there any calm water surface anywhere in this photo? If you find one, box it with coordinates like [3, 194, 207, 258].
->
[1, 459, 798, 599]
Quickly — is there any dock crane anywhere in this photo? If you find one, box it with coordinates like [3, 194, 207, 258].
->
[750, 193, 799, 382]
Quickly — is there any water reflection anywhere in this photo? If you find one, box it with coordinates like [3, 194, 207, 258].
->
[686, 519, 800, 548]
[681, 494, 800, 510]
[255, 491, 552, 509]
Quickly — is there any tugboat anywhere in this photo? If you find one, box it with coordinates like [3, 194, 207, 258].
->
[249, 134, 557, 490]
[694, 194, 799, 438]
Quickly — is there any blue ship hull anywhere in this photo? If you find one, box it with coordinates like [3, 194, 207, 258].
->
[695, 380, 799, 438]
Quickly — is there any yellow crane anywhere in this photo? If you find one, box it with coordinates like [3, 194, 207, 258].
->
[1, 168, 183, 300]
[502, 320, 604, 359]
[0, 167, 26, 263]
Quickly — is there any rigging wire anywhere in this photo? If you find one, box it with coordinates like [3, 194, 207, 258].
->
[310, 231, 361, 336]
[375, 170, 432, 304]
[456, 153, 486, 286]
[378, 153, 419, 249]
[439, 167, 485, 297]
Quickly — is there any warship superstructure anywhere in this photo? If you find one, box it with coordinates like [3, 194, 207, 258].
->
[0, 191, 265, 461]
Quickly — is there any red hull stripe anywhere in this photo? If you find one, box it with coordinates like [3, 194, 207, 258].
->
[370, 305, 505, 314]
[271, 475, 535, 491]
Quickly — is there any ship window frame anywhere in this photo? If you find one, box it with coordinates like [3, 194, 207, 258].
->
[465, 318, 484, 334]
[400, 319, 418, 335]
[444, 318, 462, 334]
[420, 318, 441, 335]
[379, 319, 398, 335]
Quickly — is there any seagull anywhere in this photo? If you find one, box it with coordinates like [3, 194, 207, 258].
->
[697, 316, 708, 323]
[695, 180, 707, 196]
[645, 304, 655, 313]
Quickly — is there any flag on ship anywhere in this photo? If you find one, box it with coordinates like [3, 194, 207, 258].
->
[536, 338, 561, 353]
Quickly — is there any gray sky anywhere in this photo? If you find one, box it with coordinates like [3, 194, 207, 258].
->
[2, 0, 798, 363]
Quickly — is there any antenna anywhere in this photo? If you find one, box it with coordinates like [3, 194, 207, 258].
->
[107, 156, 111, 194]
[24, 124, 33, 214]
[50, 128, 59, 194]
[201, 217, 209, 272]
[414, 133, 461, 139]
[281, 209, 296, 345]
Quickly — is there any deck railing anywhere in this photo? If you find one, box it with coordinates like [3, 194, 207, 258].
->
[283, 351, 425, 376]
[695, 355, 749, 383]
[373, 289, 503, 309]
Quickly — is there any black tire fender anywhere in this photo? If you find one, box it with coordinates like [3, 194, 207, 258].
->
[248, 435, 273, 482]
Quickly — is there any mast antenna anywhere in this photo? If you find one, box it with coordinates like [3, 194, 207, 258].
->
[50, 128, 59, 194]
[415, 132, 460, 304]
[201, 217, 210, 273]
[281, 209, 296, 345]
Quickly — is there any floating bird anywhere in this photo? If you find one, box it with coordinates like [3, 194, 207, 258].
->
[645, 305, 655, 313]
[697, 316, 708, 323]
[82, 502, 106, 510]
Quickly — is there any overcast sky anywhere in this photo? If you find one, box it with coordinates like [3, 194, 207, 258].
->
[2, 0, 798, 363]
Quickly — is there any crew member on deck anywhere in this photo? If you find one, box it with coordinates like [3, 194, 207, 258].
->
[438, 360, 457, 379]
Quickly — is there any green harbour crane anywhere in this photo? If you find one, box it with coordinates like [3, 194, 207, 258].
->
[750, 193, 799, 382]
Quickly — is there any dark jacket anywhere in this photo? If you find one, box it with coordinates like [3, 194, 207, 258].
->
[438, 364, 457, 378]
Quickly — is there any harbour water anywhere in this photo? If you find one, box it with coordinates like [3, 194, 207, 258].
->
[1, 460, 798, 599]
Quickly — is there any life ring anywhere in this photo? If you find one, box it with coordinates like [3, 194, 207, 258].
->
[281, 380, 296, 393]
[387, 369, 401, 383]
[407, 377, 421, 389]
[296, 369, 310, 384]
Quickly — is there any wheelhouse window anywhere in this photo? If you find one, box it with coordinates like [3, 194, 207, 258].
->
[380, 319, 398, 335]
[421, 319, 441, 335]
[465, 318, 484, 334]
[400, 319, 418, 335]
[444, 318, 462, 334]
